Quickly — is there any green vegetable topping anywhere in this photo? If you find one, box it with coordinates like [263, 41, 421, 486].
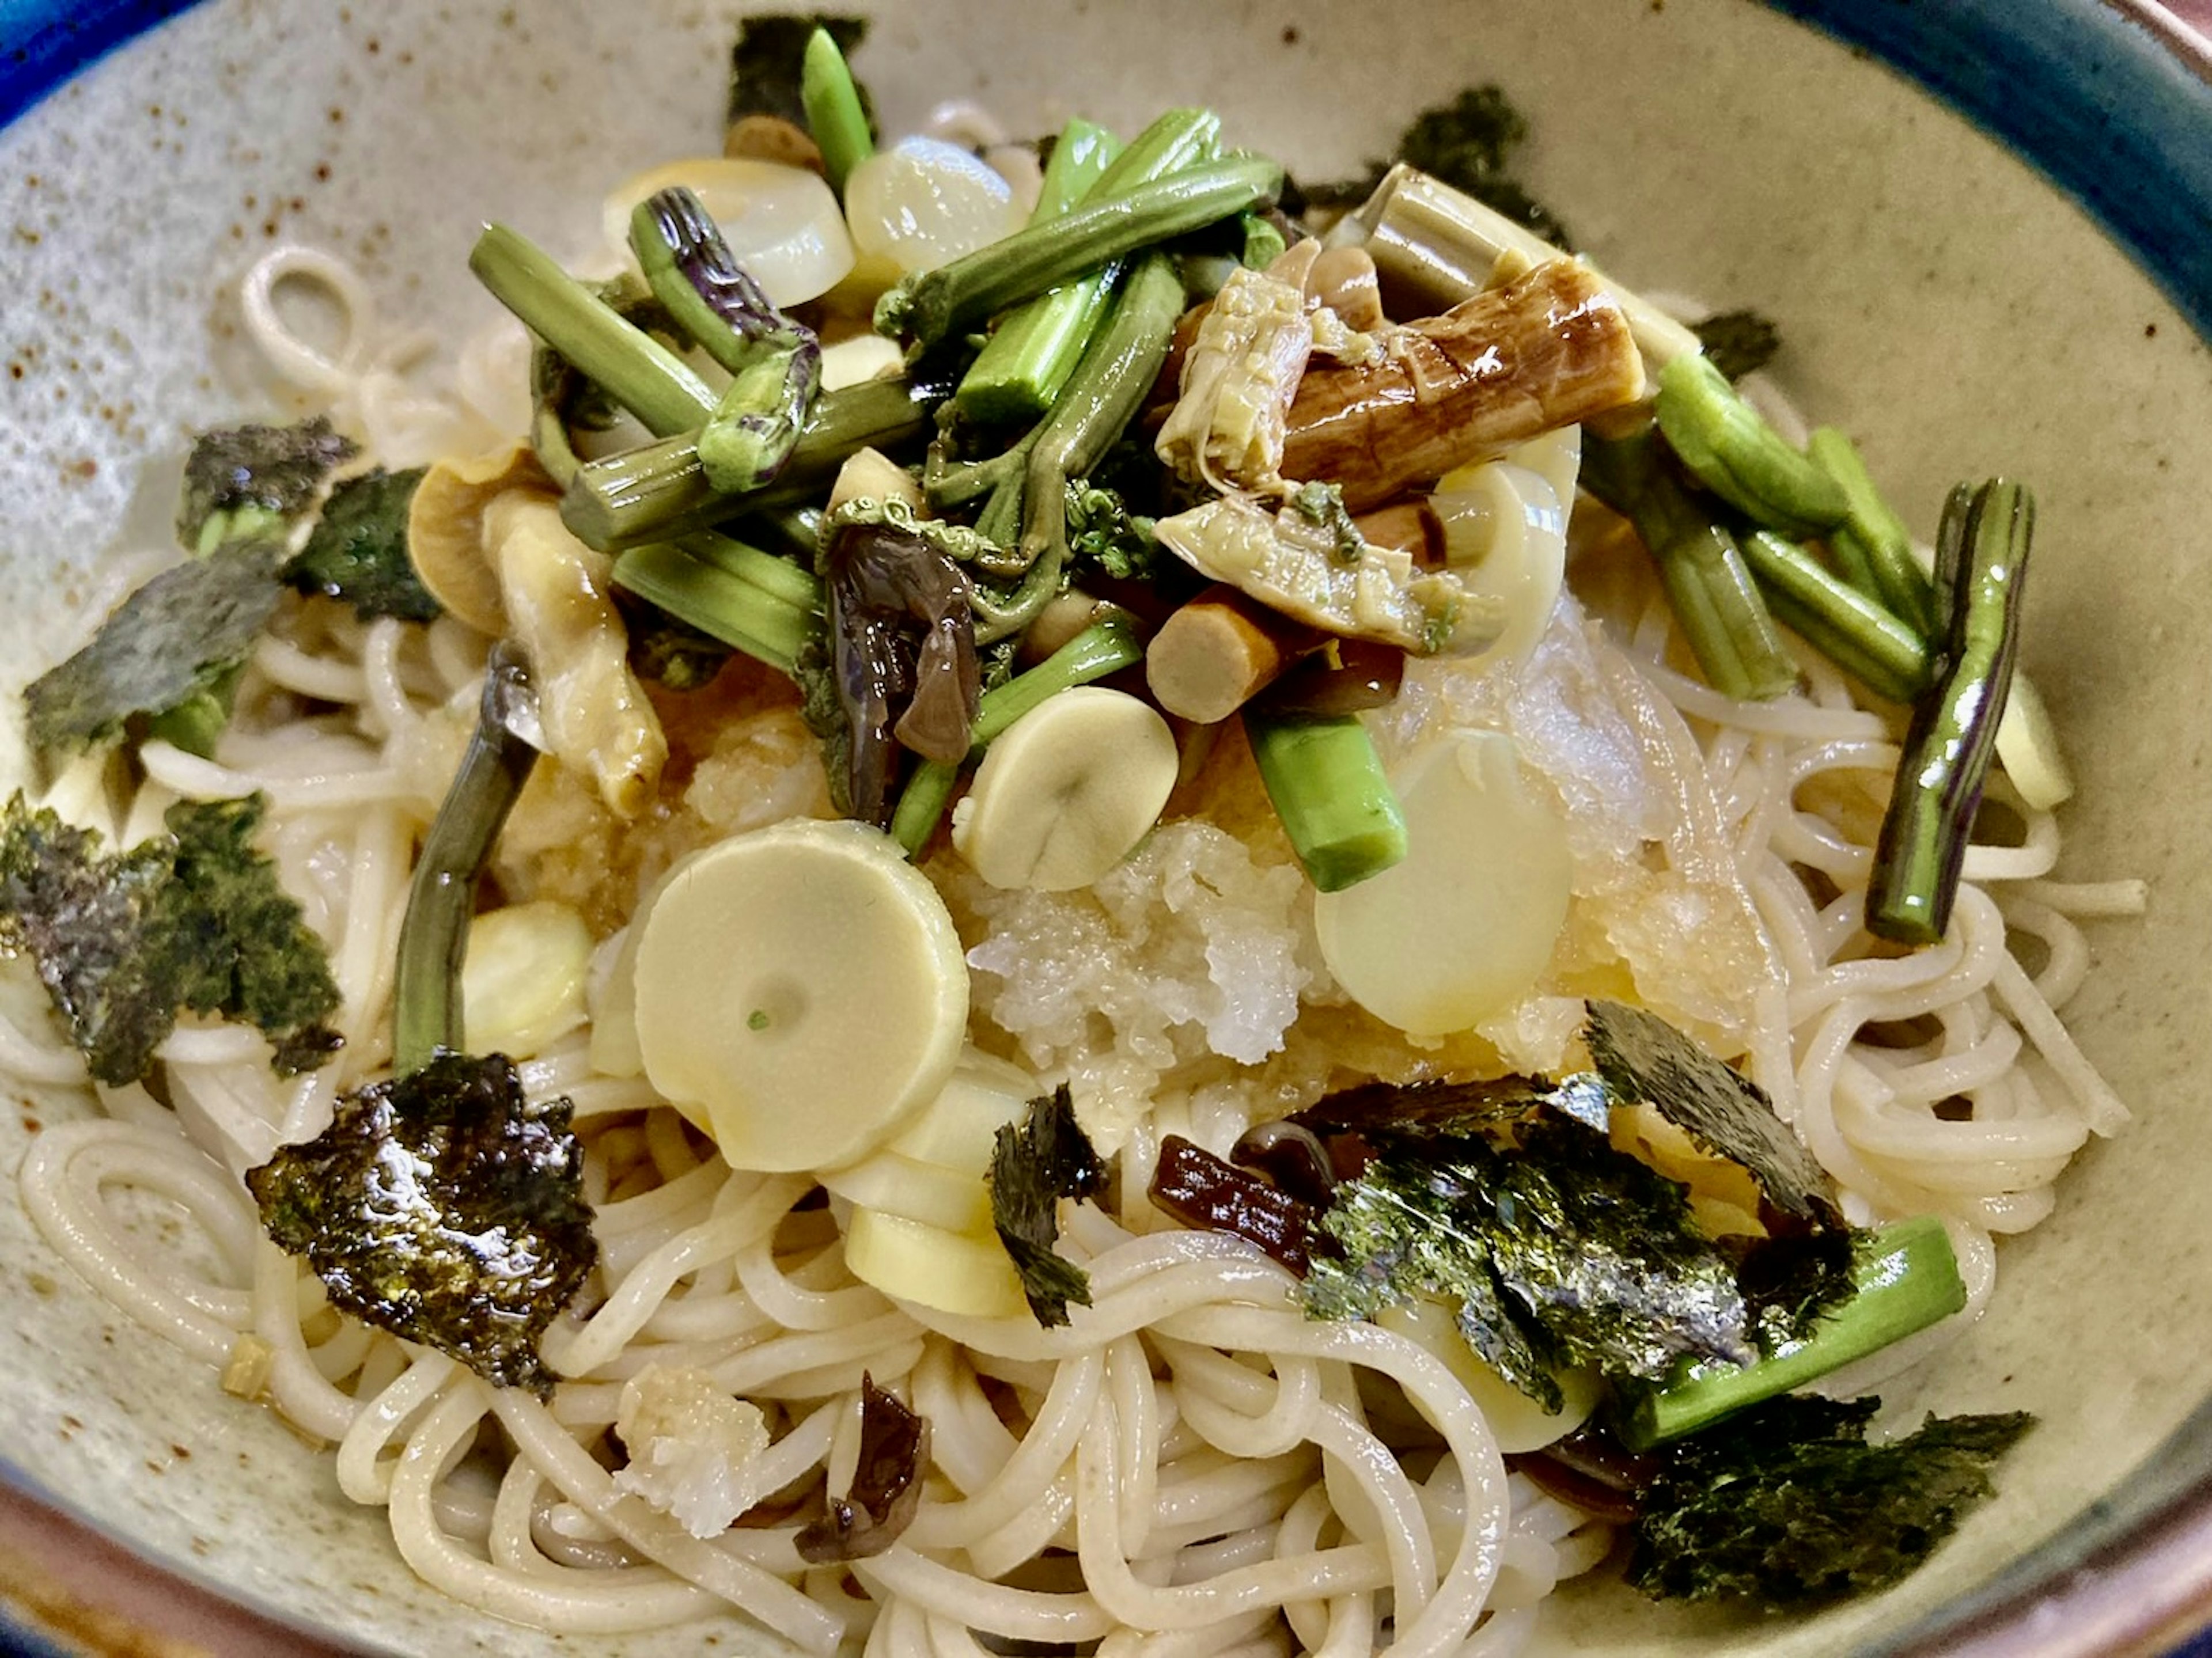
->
[1287, 480, 1368, 566]
[244, 1050, 597, 1396]
[1063, 479, 1164, 582]
[176, 418, 357, 555]
[0, 793, 340, 1087]
[1304, 1109, 1753, 1414]
[800, 25, 874, 195]
[1690, 309, 1782, 382]
[988, 1084, 1107, 1327]
[1866, 480, 2033, 946]
[282, 466, 439, 622]
[1627, 1395, 2033, 1605]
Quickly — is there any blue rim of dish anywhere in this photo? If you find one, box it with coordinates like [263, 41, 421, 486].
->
[5, 0, 2212, 1655]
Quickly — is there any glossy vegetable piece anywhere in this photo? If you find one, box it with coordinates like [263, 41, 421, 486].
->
[1242, 707, 1408, 893]
[1866, 480, 2034, 945]
[1654, 354, 1849, 540]
[601, 157, 855, 308]
[1280, 260, 1645, 512]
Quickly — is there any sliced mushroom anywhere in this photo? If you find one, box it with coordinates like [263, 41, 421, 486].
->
[406, 442, 554, 636]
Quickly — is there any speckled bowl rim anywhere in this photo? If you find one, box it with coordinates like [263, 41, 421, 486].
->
[3, 2, 2212, 1656]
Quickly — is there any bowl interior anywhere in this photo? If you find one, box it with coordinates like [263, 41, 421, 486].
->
[3, 1, 2211, 1653]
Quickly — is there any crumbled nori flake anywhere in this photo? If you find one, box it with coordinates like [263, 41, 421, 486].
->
[1691, 309, 1783, 382]
[0, 793, 340, 1087]
[1303, 1111, 1752, 1413]
[728, 13, 873, 131]
[1584, 1000, 1840, 1228]
[1628, 1395, 2034, 1606]
[794, 1375, 929, 1562]
[1302, 85, 1571, 248]
[283, 466, 440, 623]
[24, 542, 289, 756]
[176, 418, 358, 552]
[245, 1052, 597, 1395]
[988, 1084, 1107, 1328]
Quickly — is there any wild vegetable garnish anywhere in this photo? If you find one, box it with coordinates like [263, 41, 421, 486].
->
[1627, 1397, 2033, 1605]
[988, 1085, 1107, 1327]
[1868, 480, 2034, 945]
[0, 794, 340, 1086]
[244, 1051, 596, 1396]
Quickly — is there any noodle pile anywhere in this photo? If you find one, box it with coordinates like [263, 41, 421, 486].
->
[0, 219, 2142, 1655]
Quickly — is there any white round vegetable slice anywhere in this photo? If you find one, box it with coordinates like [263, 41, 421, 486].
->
[1376, 1297, 1599, 1452]
[844, 137, 1024, 276]
[632, 818, 968, 1173]
[1428, 460, 1568, 675]
[1315, 730, 1571, 1037]
[462, 901, 592, 1060]
[843, 1206, 1028, 1319]
[951, 687, 1180, 893]
[601, 157, 855, 308]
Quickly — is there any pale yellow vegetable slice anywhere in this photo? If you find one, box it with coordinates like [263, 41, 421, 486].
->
[843, 1206, 1028, 1319]
[1376, 1297, 1599, 1452]
[461, 901, 593, 1061]
[879, 1049, 1039, 1173]
[632, 819, 968, 1173]
[951, 687, 1180, 893]
[818, 1150, 993, 1236]
[1427, 458, 1569, 676]
[601, 157, 855, 307]
[1315, 730, 1571, 1036]
[1994, 672, 2075, 811]
[819, 333, 907, 392]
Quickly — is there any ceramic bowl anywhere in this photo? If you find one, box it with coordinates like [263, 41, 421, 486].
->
[4, 1, 2212, 1653]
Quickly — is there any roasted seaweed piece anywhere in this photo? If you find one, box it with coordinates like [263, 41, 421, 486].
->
[0, 793, 340, 1086]
[1628, 1395, 2033, 1606]
[988, 1085, 1107, 1328]
[1584, 1000, 1838, 1229]
[24, 544, 287, 757]
[1304, 1111, 1753, 1413]
[283, 466, 439, 622]
[794, 1376, 928, 1562]
[1691, 309, 1782, 382]
[176, 418, 358, 553]
[245, 1052, 596, 1395]
[728, 13, 872, 132]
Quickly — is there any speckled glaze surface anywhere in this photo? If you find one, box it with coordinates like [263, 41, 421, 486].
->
[2, 2, 2211, 1655]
